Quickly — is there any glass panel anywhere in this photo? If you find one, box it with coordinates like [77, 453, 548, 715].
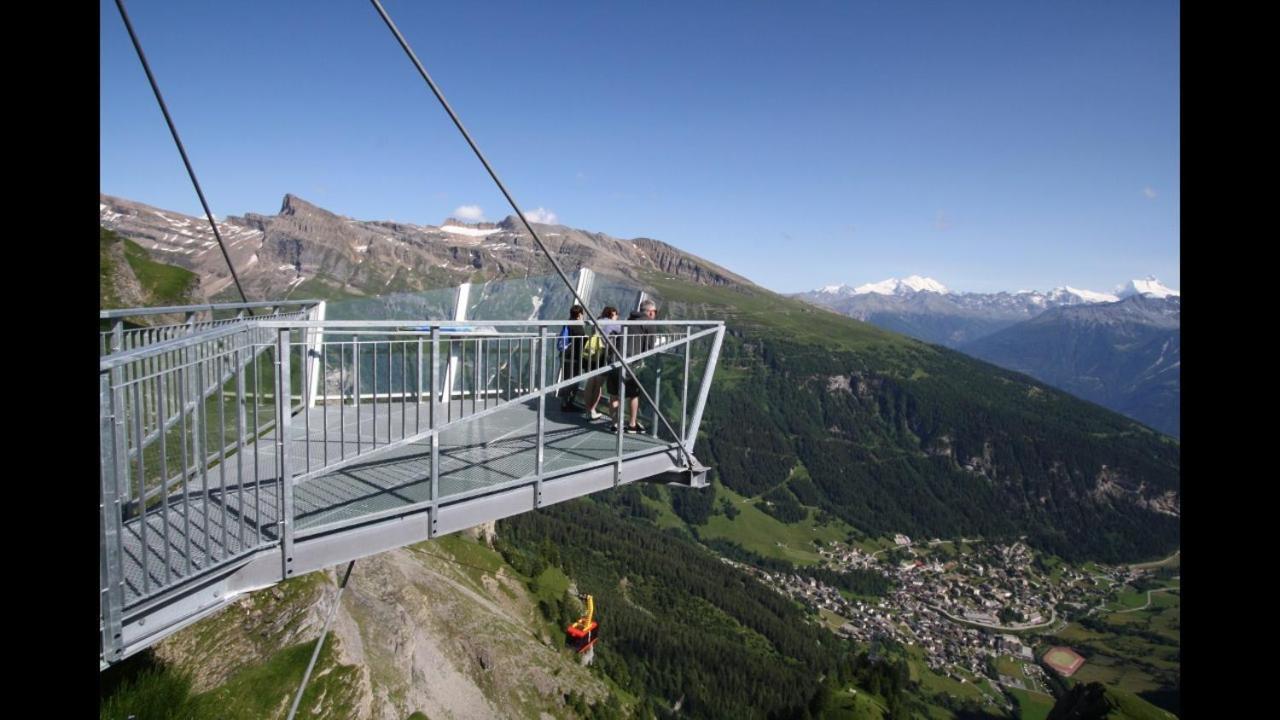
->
[586, 274, 646, 318]
[466, 273, 577, 321]
[326, 286, 459, 322]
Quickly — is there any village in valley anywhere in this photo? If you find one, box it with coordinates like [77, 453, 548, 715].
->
[722, 533, 1180, 715]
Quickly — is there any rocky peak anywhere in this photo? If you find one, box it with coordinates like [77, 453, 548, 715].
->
[442, 217, 501, 230]
[280, 193, 337, 219]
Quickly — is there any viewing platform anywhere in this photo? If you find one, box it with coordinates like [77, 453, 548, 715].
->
[100, 272, 723, 666]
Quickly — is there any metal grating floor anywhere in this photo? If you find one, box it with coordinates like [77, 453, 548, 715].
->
[116, 398, 673, 605]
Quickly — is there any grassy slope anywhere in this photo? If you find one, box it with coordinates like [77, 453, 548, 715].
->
[1045, 682, 1177, 720]
[698, 482, 857, 566]
[101, 226, 201, 310]
[101, 534, 621, 720]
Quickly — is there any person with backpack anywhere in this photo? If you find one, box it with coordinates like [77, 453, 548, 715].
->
[557, 305, 587, 411]
[581, 306, 620, 420]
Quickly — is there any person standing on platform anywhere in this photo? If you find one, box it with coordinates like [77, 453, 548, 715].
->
[557, 305, 587, 411]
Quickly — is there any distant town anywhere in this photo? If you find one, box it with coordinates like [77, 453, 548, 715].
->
[723, 535, 1175, 712]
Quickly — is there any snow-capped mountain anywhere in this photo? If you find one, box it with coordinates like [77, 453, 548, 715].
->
[1116, 276, 1179, 299]
[965, 295, 1180, 437]
[793, 277, 1143, 347]
[794, 275, 1181, 437]
[1044, 286, 1121, 304]
[854, 275, 951, 296]
[811, 277, 1128, 307]
[815, 275, 950, 297]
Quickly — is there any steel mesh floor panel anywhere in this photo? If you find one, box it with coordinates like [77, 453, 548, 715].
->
[116, 397, 675, 608]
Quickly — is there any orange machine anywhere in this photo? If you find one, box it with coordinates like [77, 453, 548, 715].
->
[565, 594, 598, 654]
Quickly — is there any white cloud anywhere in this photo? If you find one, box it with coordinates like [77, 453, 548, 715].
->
[453, 205, 485, 221]
[1143, 187, 1158, 199]
[524, 207, 558, 224]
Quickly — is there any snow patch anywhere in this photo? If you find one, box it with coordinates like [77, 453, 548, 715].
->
[440, 225, 501, 237]
[1047, 286, 1119, 304]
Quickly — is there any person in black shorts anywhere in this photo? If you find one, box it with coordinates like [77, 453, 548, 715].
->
[609, 299, 658, 433]
[557, 305, 586, 411]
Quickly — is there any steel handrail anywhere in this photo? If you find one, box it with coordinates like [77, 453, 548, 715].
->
[100, 299, 322, 319]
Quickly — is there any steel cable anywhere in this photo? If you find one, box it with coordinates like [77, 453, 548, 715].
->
[112, 0, 251, 306]
[368, 0, 698, 472]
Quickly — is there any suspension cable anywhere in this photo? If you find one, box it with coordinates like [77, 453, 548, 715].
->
[368, 0, 698, 471]
[286, 560, 356, 720]
[112, 0, 251, 306]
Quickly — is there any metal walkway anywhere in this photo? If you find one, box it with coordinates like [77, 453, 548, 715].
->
[100, 302, 723, 665]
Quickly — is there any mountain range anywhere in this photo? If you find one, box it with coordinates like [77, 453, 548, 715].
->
[795, 276, 1181, 437]
[99, 193, 746, 304]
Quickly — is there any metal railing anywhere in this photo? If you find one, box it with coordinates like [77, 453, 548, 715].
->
[100, 315, 723, 663]
[98, 302, 326, 509]
[99, 299, 324, 356]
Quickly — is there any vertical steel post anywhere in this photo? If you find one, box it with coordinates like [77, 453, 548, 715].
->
[193, 349, 211, 565]
[354, 340, 362, 454]
[237, 336, 248, 451]
[100, 371, 126, 663]
[615, 326, 627, 486]
[401, 340, 407, 440]
[535, 326, 546, 508]
[416, 337, 423, 432]
[234, 345, 248, 552]
[651, 358, 662, 439]
[111, 319, 124, 354]
[528, 333, 536, 394]
[301, 342, 311, 475]
[387, 338, 394, 443]
[306, 301, 326, 409]
[276, 329, 295, 579]
[178, 358, 194, 573]
[156, 371, 172, 585]
[429, 327, 440, 537]
[321, 346, 329, 467]
[217, 354, 229, 557]
[684, 325, 725, 452]
[681, 327, 691, 464]
[249, 348, 259, 548]
[131, 383, 148, 594]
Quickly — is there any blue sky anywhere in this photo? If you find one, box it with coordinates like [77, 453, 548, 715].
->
[101, 0, 1179, 295]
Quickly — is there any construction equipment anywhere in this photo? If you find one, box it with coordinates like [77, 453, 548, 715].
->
[565, 594, 599, 658]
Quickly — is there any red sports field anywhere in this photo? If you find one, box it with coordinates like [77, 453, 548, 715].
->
[1043, 646, 1085, 676]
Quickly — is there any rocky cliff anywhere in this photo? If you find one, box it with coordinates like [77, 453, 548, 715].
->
[100, 193, 746, 302]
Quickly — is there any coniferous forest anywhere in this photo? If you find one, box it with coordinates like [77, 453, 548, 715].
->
[652, 279, 1180, 564]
